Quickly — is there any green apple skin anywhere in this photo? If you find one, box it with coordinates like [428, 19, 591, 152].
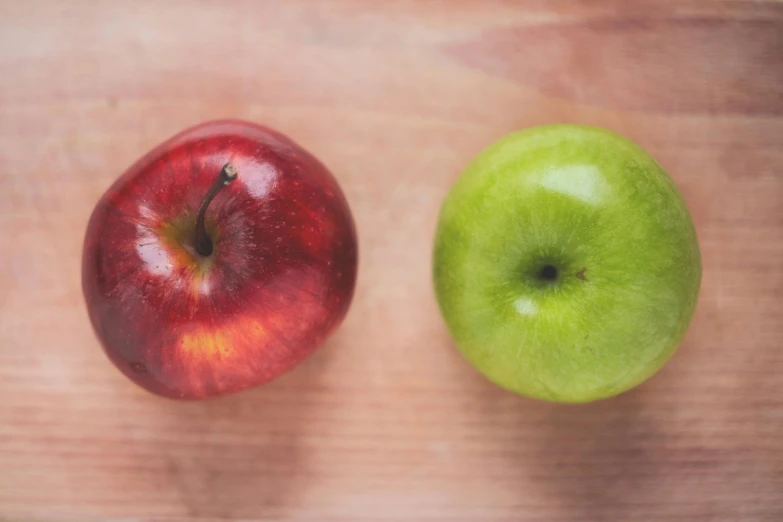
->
[433, 125, 701, 403]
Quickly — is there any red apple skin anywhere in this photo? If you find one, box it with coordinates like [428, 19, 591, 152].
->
[82, 120, 357, 399]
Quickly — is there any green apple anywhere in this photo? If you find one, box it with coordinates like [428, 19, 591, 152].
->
[433, 125, 701, 402]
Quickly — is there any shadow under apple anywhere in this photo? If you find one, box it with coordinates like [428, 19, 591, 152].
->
[138, 332, 342, 519]
[457, 341, 680, 521]
[527, 387, 666, 521]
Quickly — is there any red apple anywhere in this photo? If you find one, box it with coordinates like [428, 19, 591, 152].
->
[82, 120, 357, 399]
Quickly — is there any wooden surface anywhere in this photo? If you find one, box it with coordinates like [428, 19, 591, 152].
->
[1, 1, 782, 521]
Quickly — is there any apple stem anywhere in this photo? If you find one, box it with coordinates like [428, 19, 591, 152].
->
[194, 163, 238, 257]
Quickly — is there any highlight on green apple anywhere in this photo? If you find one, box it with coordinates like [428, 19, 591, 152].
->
[432, 124, 701, 403]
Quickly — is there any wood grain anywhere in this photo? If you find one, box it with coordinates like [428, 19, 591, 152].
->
[1, 1, 781, 521]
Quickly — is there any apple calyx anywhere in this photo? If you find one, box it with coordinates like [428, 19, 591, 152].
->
[194, 162, 238, 257]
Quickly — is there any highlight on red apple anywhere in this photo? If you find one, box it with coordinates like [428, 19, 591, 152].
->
[82, 120, 358, 399]
[433, 125, 701, 403]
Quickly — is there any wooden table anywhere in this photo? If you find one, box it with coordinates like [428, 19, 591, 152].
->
[1, 1, 781, 520]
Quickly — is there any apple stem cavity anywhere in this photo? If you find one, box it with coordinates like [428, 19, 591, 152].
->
[194, 163, 238, 257]
[538, 264, 559, 282]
